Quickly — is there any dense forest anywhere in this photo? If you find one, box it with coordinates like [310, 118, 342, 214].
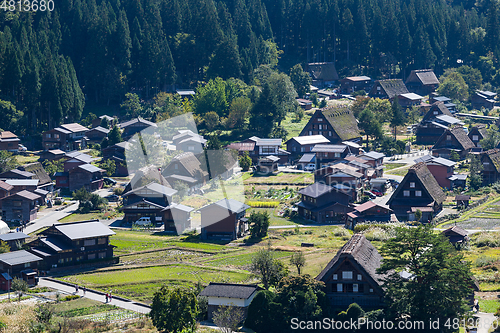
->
[1, 0, 500, 137]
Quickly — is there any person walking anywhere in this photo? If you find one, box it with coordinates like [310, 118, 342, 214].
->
[105, 293, 108, 303]
[83, 286, 86, 295]
[75, 285, 79, 293]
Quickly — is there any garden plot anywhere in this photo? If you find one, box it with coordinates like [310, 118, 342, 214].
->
[203, 250, 294, 269]
[81, 309, 143, 323]
[454, 218, 500, 230]
[120, 249, 210, 265]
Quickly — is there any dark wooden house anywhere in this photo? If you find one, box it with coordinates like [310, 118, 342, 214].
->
[0, 131, 20, 152]
[339, 76, 372, 94]
[441, 225, 469, 245]
[0, 232, 29, 250]
[119, 117, 157, 139]
[368, 79, 409, 100]
[397, 93, 424, 109]
[387, 162, 446, 221]
[0, 250, 43, 288]
[28, 220, 115, 270]
[455, 195, 471, 208]
[102, 142, 129, 176]
[316, 234, 387, 309]
[346, 201, 395, 229]
[122, 182, 177, 224]
[468, 125, 488, 148]
[86, 126, 109, 144]
[414, 155, 456, 189]
[311, 144, 350, 166]
[239, 137, 289, 164]
[472, 91, 496, 110]
[42, 123, 89, 151]
[299, 106, 361, 144]
[432, 125, 475, 159]
[163, 204, 194, 235]
[415, 102, 463, 145]
[296, 182, 352, 223]
[162, 152, 209, 187]
[285, 135, 330, 160]
[199, 283, 263, 321]
[1, 190, 41, 222]
[0, 180, 13, 202]
[307, 62, 339, 87]
[91, 115, 115, 128]
[200, 199, 250, 241]
[405, 69, 440, 96]
[39, 149, 66, 162]
[256, 155, 279, 174]
[67, 164, 105, 192]
[480, 149, 500, 185]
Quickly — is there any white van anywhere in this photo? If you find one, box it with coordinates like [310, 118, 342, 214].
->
[304, 163, 316, 172]
[135, 217, 151, 225]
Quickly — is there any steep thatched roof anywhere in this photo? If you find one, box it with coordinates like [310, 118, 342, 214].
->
[406, 69, 439, 85]
[483, 149, 500, 173]
[321, 106, 361, 141]
[308, 62, 339, 81]
[18, 162, 52, 186]
[422, 102, 453, 122]
[316, 233, 387, 286]
[433, 125, 475, 151]
[370, 79, 409, 99]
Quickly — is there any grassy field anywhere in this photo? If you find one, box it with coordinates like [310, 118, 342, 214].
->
[280, 112, 312, 143]
[384, 163, 406, 171]
[203, 250, 294, 268]
[477, 299, 500, 313]
[244, 172, 314, 185]
[385, 165, 411, 176]
[59, 264, 253, 302]
[16, 154, 40, 164]
[111, 230, 230, 255]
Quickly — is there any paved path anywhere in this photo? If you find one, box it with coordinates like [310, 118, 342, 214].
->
[25, 202, 79, 234]
[38, 278, 151, 314]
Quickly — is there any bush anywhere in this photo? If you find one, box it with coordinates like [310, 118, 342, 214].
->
[332, 227, 351, 239]
[62, 295, 80, 301]
[113, 187, 124, 195]
[475, 256, 498, 267]
[245, 201, 280, 208]
[363, 227, 392, 241]
[473, 232, 500, 247]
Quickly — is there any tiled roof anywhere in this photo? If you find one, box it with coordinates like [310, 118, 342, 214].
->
[0, 131, 18, 139]
[52, 220, 115, 240]
[361, 151, 385, 160]
[119, 117, 157, 129]
[10, 190, 41, 201]
[76, 164, 104, 173]
[59, 123, 89, 133]
[199, 283, 262, 299]
[287, 135, 330, 145]
[311, 144, 348, 153]
[0, 180, 13, 191]
[0, 250, 42, 266]
[298, 182, 338, 198]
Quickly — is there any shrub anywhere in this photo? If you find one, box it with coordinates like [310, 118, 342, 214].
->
[363, 227, 392, 241]
[62, 295, 80, 301]
[245, 201, 280, 208]
[113, 187, 124, 195]
[475, 256, 498, 267]
[473, 232, 500, 247]
[332, 227, 351, 239]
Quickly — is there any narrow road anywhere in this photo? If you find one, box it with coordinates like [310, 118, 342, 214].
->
[38, 277, 151, 314]
[24, 202, 79, 235]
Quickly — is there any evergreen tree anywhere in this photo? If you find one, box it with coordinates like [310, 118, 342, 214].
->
[289, 64, 311, 97]
[390, 98, 406, 140]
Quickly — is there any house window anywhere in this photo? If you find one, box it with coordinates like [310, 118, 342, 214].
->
[188, 145, 195, 151]
[333, 274, 337, 280]
[46, 133, 51, 138]
[446, 135, 452, 141]
[309, 131, 312, 135]
[319, 124, 322, 130]
[98, 238, 107, 245]
[301, 147, 305, 152]
[54, 134, 59, 139]
[329, 131, 332, 137]
[353, 284, 358, 292]
[334, 153, 341, 158]
[415, 190, 422, 197]
[58, 258, 64, 264]
[410, 182, 415, 188]
[174, 164, 178, 170]
[84, 239, 96, 246]
[324, 125, 327, 129]
[318, 118, 323, 122]
[403, 190, 410, 197]
[377, 86, 380, 91]
[433, 111, 438, 115]
[88, 254, 96, 260]
[98, 252, 106, 259]
[342, 271, 353, 279]
[13, 201, 22, 207]
[473, 135, 479, 141]
[337, 284, 343, 292]
[293, 147, 296, 152]
[24, 263, 30, 268]
[369, 288, 374, 293]
[357, 274, 362, 280]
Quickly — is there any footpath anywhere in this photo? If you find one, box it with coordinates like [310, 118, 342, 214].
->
[38, 277, 151, 314]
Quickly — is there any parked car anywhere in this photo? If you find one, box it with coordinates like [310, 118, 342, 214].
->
[103, 177, 117, 186]
[106, 194, 120, 202]
[365, 191, 377, 199]
[304, 163, 316, 172]
[135, 217, 151, 225]
[18, 144, 27, 152]
[371, 190, 384, 196]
